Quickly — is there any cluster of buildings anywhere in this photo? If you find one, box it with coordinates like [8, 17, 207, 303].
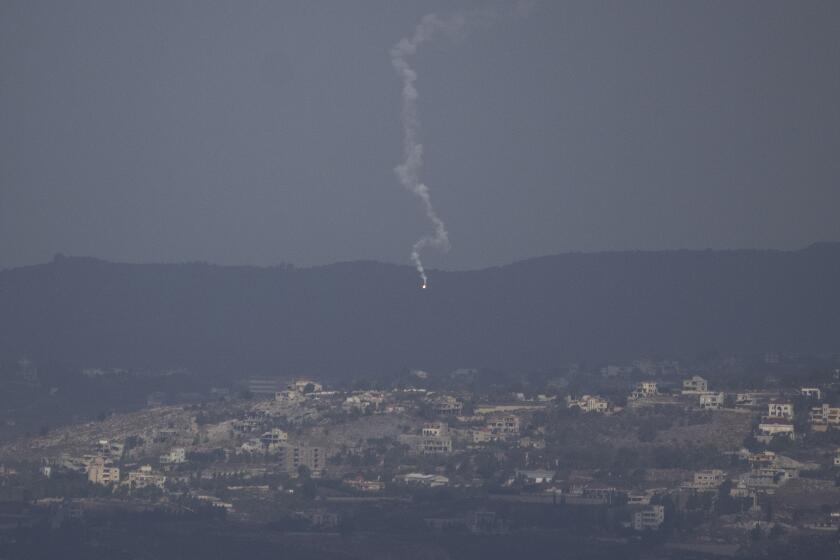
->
[8, 363, 840, 548]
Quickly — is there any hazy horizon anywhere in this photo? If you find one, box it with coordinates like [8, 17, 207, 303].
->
[3, 238, 838, 274]
[3, 1, 840, 271]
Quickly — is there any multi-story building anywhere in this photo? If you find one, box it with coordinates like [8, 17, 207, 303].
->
[94, 439, 125, 461]
[810, 404, 840, 429]
[422, 422, 449, 437]
[486, 415, 520, 438]
[565, 485, 617, 506]
[767, 401, 794, 420]
[244, 378, 284, 396]
[259, 429, 289, 448]
[400, 424, 453, 455]
[682, 376, 708, 394]
[86, 457, 120, 485]
[127, 465, 166, 490]
[801, 387, 822, 399]
[159, 447, 186, 465]
[342, 391, 385, 413]
[292, 379, 323, 393]
[275, 390, 304, 403]
[633, 505, 665, 531]
[757, 418, 795, 440]
[734, 391, 775, 408]
[689, 469, 725, 489]
[514, 469, 556, 484]
[629, 382, 658, 400]
[419, 434, 452, 454]
[432, 396, 463, 416]
[470, 427, 495, 443]
[567, 395, 610, 413]
[277, 444, 329, 476]
[698, 392, 724, 410]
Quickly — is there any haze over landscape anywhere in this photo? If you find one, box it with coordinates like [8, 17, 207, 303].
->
[2, 1, 840, 271]
[2, 244, 840, 378]
[2, 2, 840, 559]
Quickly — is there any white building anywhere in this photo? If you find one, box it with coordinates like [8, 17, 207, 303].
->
[394, 473, 449, 487]
[633, 505, 665, 531]
[486, 415, 520, 438]
[127, 465, 166, 490]
[801, 387, 822, 399]
[259, 429, 289, 447]
[245, 378, 284, 396]
[767, 401, 794, 420]
[400, 425, 453, 455]
[627, 490, 658, 505]
[94, 439, 124, 461]
[292, 379, 323, 393]
[629, 382, 658, 400]
[275, 390, 304, 403]
[698, 392, 724, 410]
[682, 376, 708, 394]
[470, 428, 495, 443]
[419, 435, 453, 454]
[515, 469, 555, 484]
[567, 395, 610, 413]
[422, 422, 449, 437]
[342, 391, 385, 413]
[432, 396, 463, 416]
[810, 404, 840, 428]
[159, 447, 186, 465]
[689, 469, 725, 489]
[757, 418, 795, 440]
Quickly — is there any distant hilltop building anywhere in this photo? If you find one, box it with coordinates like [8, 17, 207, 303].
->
[682, 376, 708, 394]
[159, 447, 187, 465]
[244, 378, 284, 396]
[629, 382, 658, 400]
[291, 378, 323, 393]
[127, 465, 166, 490]
[400, 423, 453, 455]
[277, 444, 330, 477]
[394, 473, 449, 487]
[800, 387, 822, 399]
[810, 403, 840, 431]
[767, 401, 794, 420]
[567, 395, 610, 414]
[633, 505, 665, 531]
[431, 395, 463, 416]
[698, 392, 724, 411]
[87, 457, 119, 486]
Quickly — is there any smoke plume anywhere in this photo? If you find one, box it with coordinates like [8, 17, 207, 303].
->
[391, 5, 534, 288]
[391, 14, 468, 288]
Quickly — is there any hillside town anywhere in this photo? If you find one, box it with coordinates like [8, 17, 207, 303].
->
[2, 354, 840, 558]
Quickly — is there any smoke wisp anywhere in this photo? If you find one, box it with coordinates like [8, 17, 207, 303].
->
[391, 14, 466, 289]
[391, 5, 534, 288]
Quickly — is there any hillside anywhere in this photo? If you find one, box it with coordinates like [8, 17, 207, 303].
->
[1, 244, 839, 378]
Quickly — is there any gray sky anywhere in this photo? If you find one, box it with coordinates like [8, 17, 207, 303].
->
[2, 0, 839, 271]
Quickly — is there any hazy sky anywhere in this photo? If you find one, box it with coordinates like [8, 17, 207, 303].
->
[2, 1, 839, 271]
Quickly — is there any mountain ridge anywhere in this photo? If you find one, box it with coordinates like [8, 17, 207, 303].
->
[2, 244, 838, 378]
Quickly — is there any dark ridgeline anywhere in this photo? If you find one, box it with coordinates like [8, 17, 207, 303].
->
[0, 243, 838, 378]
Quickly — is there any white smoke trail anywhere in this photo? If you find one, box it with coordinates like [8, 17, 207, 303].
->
[391, 5, 534, 288]
[391, 14, 465, 289]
